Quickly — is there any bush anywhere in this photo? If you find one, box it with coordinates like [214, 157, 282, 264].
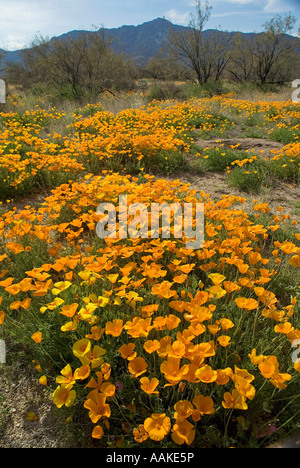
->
[226, 159, 269, 194]
[147, 83, 186, 102]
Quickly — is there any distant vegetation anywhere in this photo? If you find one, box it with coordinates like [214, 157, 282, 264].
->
[1, 1, 299, 104]
[0, 0, 300, 450]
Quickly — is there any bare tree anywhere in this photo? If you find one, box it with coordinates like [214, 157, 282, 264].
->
[144, 53, 193, 81]
[166, 0, 232, 84]
[252, 13, 299, 85]
[6, 30, 136, 100]
[229, 33, 255, 83]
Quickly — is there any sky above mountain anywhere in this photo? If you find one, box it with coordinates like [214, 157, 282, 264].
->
[0, 0, 299, 50]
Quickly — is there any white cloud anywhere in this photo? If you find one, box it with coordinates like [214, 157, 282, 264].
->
[212, 10, 249, 17]
[0, 0, 85, 49]
[165, 9, 190, 24]
[4, 37, 25, 50]
[264, 0, 287, 12]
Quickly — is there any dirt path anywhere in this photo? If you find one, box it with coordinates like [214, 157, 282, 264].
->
[163, 173, 300, 227]
[0, 365, 71, 448]
[195, 136, 284, 160]
[176, 135, 300, 223]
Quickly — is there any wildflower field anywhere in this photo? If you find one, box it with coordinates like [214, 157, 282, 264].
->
[0, 91, 299, 448]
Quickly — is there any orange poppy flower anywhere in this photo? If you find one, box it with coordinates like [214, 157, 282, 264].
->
[31, 332, 42, 343]
[52, 385, 76, 409]
[105, 319, 124, 337]
[133, 424, 148, 443]
[141, 304, 159, 317]
[248, 251, 262, 265]
[215, 368, 233, 385]
[10, 298, 31, 310]
[0, 310, 5, 325]
[220, 318, 234, 330]
[270, 372, 291, 390]
[152, 316, 167, 330]
[143, 340, 160, 354]
[208, 273, 226, 284]
[288, 255, 300, 268]
[74, 365, 91, 380]
[140, 377, 159, 395]
[101, 363, 111, 380]
[258, 357, 277, 379]
[160, 356, 189, 386]
[248, 348, 265, 365]
[171, 419, 195, 446]
[151, 281, 177, 299]
[208, 324, 220, 335]
[86, 345, 107, 369]
[92, 425, 104, 440]
[235, 379, 256, 401]
[223, 281, 241, 293]
[128, 357, 148, 378]
[274, 322, 294, 334]
[86, 372, 115, 397]
[85, 325, 104, 341]
[73, 338, 91, 360]
[217, 335, 231, 347]
[56, 364, 77, 387]
[83, 390, 111, 423]
[235, 297, 259, 310]
[39, 375, 48, 386]
[61, 321, 78, 332]
[165, 314, 181, 330]
[156, 336, 172, 358]
[166, 340, 186, 358]
[169, 301, 185, 313]
[52, 281, 72, 295]
[222, 389, 248, 410]
[173, 274, 187, 284]
[60, 303, 78, 318]
[5, 284, 20, 296]
[188, 323, 206, 336]
[118, 343, 136, 360]
[195, 364, 217, 383]
[5, 243, 24, 255]
[144, 413, 171, 441]
[174, 400, 194, 420]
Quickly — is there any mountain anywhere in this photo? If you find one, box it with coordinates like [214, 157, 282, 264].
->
[1, 17, 299, 70]
[102, 18, 186, 64]
[0, 18, 184, 70]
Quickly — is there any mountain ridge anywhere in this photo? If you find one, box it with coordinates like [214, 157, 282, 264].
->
[1, 17, 299, 68]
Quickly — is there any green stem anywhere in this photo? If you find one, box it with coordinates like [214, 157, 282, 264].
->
[251, 307, 260, 349]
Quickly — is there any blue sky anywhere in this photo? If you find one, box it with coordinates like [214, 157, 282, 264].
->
[0, 0, 299, 50]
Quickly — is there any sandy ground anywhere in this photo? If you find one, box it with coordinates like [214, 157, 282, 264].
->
[0, 365, 71, 448]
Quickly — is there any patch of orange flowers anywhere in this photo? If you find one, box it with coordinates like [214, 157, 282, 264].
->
[0, 170, 299, 447]
[0, 95, 299, 447]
